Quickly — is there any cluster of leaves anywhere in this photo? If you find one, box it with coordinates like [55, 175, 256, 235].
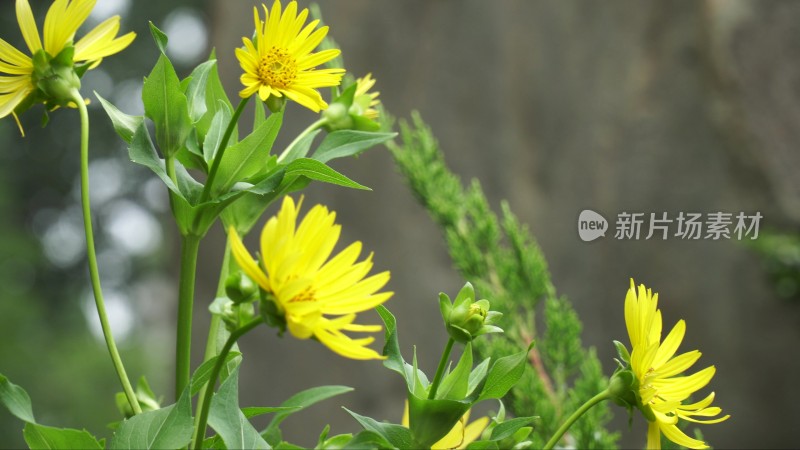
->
[1, 356, 356, 449]
[387, 112, 620, 448]
[98, 23, 394, 239]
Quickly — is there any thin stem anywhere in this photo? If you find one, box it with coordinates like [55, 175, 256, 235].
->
[192, 317, 262, 449]
[175, 234, 201, 399]
[200, 97, 250, 204]
[276, 117, 327, 163]
[542, 389, 611, 450]
[72, 90, 141, 415]
[192, 240, 231, 435]
[428, 337, 455, 400]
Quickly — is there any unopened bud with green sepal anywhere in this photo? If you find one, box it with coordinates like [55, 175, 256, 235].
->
[225, 270, 258, 304]
[439, 282, 503, 344]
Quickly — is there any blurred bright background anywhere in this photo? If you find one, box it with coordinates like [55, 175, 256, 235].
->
[2, 1, 799, 448]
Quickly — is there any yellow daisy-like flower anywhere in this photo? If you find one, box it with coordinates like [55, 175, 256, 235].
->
[235, 0, 345, 112]
[402, 403, 489, 450]
[0, 0, 135, 122]
[354, 73, 380, 120]
[229, 196, 393, 360]
[625, 280, 729, 449]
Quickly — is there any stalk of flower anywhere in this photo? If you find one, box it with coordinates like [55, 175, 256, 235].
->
[543, 280, 728, 450]
[0, 0, 139, 415]
[228, 195, 393, 360]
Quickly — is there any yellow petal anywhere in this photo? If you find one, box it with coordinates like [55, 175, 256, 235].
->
[659, 422, 708, 449]
[16, 0, 42, 54]
[228, 226, 271, 291]
[652, 320, 686, 369]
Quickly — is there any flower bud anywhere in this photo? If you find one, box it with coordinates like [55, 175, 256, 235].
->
[440, 282, 503, 344]
[265, 94, 286, 113]
[321, 102, 353, 131]
[225, 270, 258, 304]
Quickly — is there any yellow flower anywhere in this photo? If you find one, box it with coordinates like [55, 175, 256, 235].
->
[625, 280, 729, 449]
[402, 402, 489, 450]
[0, 0, 135, 124]
[354, 73, 380, 120]
[229, 196, 393, 360]
[235, 0, 345, 112]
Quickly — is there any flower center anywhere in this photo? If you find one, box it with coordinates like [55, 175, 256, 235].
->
[258, 46, 298, 89]
[289, 286, 317, 303]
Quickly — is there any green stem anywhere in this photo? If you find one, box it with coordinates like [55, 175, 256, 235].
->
[200, 97, 250, 204]
[276, 117, 327, 163]
[542, 389, 611, 450]
[428, 337, 455, 400]
[191, 240, 231, 436]
[192, 317, 262, 449]
[72, 90, 141, 415]
[175, 234, 201, 399]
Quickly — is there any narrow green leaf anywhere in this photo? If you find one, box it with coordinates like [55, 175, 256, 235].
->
[465, 440, 500, 450]
[203, 101, 232, 164]
[208, 367, 270, 449]
[312, 130, 396, 164]
[467, 357, 491, 397]
[0, 374, 35, 424]
[488, 416, 538, 441]
[148, 22, 168, 54]
[344, 430, 396, 450]
[280, 129, 321, 164]
[95, 93, 143, 144]
[189, 352, 242, 396]
[343, 407, 415, 449]
[376, 305, 407, 381]
[110, 388, 193, 449]
[197, 51, 234, 141]
[142, 53, 193, 157]
[437, 342, 472, 400]
[262, 385, 353, 444]
[284, 158, 370, 190]
[477, 343, 534, 402]
[23, 424, 103, 450]
[185, 60, 216, 122]
[241, 406, 299, 419]
[214, 111, 283, 194]
[128, 123, 183, 199]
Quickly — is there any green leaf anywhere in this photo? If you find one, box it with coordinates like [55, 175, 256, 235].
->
[467, 357, 491, 397]
[407, 393, 470, 447]
[488, 416, 538, 441]
[142, 53, 193, 157]
[23, 424, 103, 450]
[214, 111, 283, 194]
[190, 352, 242, 396]
[344, 431, 396, 450]
[262, 385, 353, 446]
[95, 93, 143, 144]
[203, 100, 232, 164]
[284, 158, 370, 190]
[312, 130, 396, 164]
[128, 123, 183, 198]
[241, 406, 300, 419]
[280, 129, 321, 164]
[110, 387, 193, 449]
[343, 407, 415, 449]
[0, 374, 35, 424]
[208, 367, 270, 449]
[196, 51, 234, 142]
[148, 22, 168, 54]
[437, 342, 472, 400]
[376, 305, 407, 382]
[477, 342, 534, 402]
[185, 60, 216, 122]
